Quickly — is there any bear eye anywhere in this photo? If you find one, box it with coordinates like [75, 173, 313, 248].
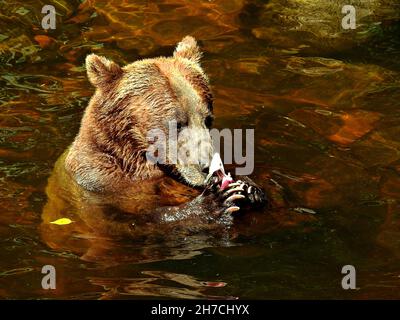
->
[204, 115, 213, 128]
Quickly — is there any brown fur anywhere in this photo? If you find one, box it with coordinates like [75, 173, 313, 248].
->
[66, 36, 213, 192]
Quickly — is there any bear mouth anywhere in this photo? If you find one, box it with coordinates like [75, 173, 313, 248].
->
[159, 153, 232, 190]
[158, 163, 208, 188]
[158, 154, 231, 189]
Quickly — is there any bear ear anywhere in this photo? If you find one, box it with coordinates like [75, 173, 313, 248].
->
[173, 36, 202, 63]
[86, 54, 123, 89]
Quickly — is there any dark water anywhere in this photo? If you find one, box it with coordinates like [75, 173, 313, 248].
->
[1, 0, 400, 299]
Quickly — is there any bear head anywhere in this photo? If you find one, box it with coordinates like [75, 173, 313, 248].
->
[67, 36, 215, 191]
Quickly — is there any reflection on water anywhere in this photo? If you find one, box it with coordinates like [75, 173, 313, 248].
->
[1, 0, 400, 299]
[90, 271, 235, 300]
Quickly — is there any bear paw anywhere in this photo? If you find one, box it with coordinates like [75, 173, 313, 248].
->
[226, 179, 266, 207]
[205, 177, 245, 216]
[205, 175, 266, 217]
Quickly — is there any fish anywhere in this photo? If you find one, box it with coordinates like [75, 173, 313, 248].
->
[205, 153, 234, 190]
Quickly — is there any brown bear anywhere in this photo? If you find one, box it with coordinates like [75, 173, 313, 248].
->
[41, 36, 265, 262]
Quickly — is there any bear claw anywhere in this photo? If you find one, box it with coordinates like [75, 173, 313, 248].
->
[228, 182, 241, 188]
[224, 194, 245, 205]
[224, 185, 245, 195]
[224, 206, 240, 214]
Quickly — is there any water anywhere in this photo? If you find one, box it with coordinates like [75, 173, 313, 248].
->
[1, 0, 400, 299]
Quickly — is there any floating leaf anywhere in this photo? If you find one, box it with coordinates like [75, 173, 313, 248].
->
[50, 218, 73, 225]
